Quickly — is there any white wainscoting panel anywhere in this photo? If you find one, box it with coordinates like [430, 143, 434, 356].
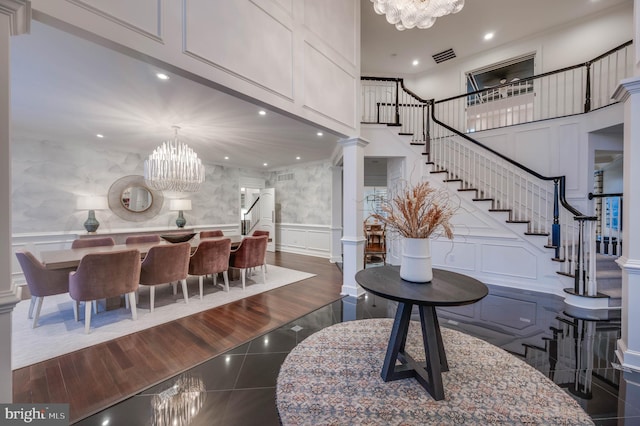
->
[67, 0, 162, 40]
[277, 223, 330, 258]
[303, 42, 356, 128]
[481, 243, 538, 279]
[514, 127, 552, 175]
[184, 0, 294, 99]
[432, 239, 476, 272]
[303, 0, 357, 65]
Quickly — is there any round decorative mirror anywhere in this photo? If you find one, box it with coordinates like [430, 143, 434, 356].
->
[121, 185, 153, 212]
[108, 175, 164, 221]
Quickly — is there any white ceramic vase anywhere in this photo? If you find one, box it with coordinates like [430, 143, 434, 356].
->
[400, 238, 433, 283]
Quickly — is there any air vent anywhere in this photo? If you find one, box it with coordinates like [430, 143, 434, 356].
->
[277, 173, 295, 182]
[432, 48, 456, 64]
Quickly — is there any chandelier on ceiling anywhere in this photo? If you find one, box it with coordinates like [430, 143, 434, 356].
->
[144, 126, 205, 196]
[370, 0, 465, 31]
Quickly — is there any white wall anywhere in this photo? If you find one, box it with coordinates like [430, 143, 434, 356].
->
[30, 0, 360, 139]
[406, 3, 633, 101]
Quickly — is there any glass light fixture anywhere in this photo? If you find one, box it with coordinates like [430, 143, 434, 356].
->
[76, 196, 109, 233]
[151, 374, 205, 426]
[370, 0, 465, 31]
[144, 126, 205, 197]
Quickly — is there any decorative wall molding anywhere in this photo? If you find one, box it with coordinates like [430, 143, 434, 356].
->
[277, 223, 331, 258]
[67, 0, 163, 42]
[0, 0, 31, 35]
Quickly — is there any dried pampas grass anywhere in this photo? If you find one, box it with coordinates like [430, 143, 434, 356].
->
[372, 181, 456, 239]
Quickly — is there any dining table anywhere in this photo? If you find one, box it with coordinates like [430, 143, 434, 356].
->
[39, 235, 244, 270]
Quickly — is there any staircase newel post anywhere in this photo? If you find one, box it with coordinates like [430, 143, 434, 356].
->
[575, 218, 584, 295]
[584, 61, 592, 113]
[425, 102, 431, 159]
[394, 79, 400, 125]
[552, 179, 561, 259]
[376, 102, 381, 124]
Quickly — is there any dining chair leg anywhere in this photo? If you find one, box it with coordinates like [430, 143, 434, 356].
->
[125, 294, 129, 310]
[223, 271, 229, 292]
[261, 264, 266, 284]
[180, 279, 188, 304]
[198, 276, 204, 300]
[92, 300, 98, 315]
[128, 292, 137, 320]
[241, 269, 246, 290]
[150, 286, 156, 313]
[84, 301, 92, 334]
[28, 296, 36, 319]
[213, 274, 218, 287]
[73, 301, 79, 322]
[32, 296, 44, 328]
[172, 282, 177, 295]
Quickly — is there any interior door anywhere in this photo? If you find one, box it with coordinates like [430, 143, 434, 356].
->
[386, 158, 404, 265]
[259, 188, 276, 252]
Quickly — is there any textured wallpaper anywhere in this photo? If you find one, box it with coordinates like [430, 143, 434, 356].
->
[267, 161, 332, 225]
[11, 138, 332, 234]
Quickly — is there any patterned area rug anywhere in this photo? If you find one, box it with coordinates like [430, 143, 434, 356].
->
[277, 319, 594, 425]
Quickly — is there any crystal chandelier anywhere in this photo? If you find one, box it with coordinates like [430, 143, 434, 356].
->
[371, 0, 464, 31]
[144, 126, 205, 195]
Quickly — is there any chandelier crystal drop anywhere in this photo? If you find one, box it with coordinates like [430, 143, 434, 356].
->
[371, 0, 464, 31]
[144, 126, 205, 195]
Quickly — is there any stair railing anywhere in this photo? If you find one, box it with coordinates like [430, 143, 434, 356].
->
[588, 192, 623, 256]
[361, 77, 429, 144]
[430, 109, 598, 296]
[242, 196, 260, 236]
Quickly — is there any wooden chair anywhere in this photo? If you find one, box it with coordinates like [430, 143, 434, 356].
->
[68, 249, 141, 334]
[200, 230, 224, 238]
[15, 250, 76, 328]
[71, 237, 115, 249]
[188, 238, 232, 297]
[364, 225, 386, 268]
[230, 235, 268, 290]
[125, 234, 161, 244]
[139, 242, 191, 312]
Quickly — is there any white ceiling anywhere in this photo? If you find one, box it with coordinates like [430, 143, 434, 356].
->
[10, 1, 631, 171]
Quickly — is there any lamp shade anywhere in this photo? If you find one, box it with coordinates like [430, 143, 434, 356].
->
[76, 196, 109, 211]
[169, 199, 192, 211]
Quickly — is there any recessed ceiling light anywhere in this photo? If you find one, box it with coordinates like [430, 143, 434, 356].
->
[156, 72, 170, 80]
[412, 59, 419, 66]
[484, 32, 494, 41]
[263, 163, 268, 167]
[224, 156, 229, 160]
[296, 156, 301, 160]
[259, 110, 266, 116]
[317, 132, 323, 136]
[96, 134, 104, 138]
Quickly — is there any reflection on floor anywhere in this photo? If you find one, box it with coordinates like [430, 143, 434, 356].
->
[77, 284, 640, 426]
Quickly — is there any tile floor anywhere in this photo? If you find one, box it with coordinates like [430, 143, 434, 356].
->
[77, 284, 639, 426]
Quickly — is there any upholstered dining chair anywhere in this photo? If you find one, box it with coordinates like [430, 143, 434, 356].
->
[125, 234, 161, 244]
[230, 235, 268, 290]
[68, 249, 141, 334]
[200, 230, 224, 238]
[139, 242, 191, 312]
[71, 237, 115, 249]
[15, 250, 76, 328]
[251, 230, 270, 272]
[188, 238, 232, 298]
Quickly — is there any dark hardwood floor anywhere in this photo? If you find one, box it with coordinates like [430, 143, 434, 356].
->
[12, 252, 343, 423]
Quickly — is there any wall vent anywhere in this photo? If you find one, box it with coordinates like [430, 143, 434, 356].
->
[432, 48, 456, 64]
[277, 172, 295, 182]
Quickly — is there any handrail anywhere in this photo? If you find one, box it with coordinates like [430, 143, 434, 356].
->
[429, 103, 586, 218]
[588, 192, 623, 200]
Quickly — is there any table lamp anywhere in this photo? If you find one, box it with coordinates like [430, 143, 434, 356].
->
[170, 199, 192, 228]
[76, 196, 109, 233]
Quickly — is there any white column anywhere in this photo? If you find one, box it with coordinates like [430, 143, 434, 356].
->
[340, 137, 368, 297]
[0, 0, 31, 403]
[613, 78, 640, 372]
[329, 165, 343, 263]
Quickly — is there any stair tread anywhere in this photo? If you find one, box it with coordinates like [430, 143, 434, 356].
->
[489, 209, 511, 212]
[473, 198, 494, 202]
[458, 188, 477, 192]
[525, 232, 550, 236]
[444, 179, 462, 182]
[430, 170, 448, 174]
[410, 142, 426, 145]
[506, 220, 530, 224]
[399, 132, 413, 135]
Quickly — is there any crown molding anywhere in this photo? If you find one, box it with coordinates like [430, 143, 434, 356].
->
[0, 0, 31, 35]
